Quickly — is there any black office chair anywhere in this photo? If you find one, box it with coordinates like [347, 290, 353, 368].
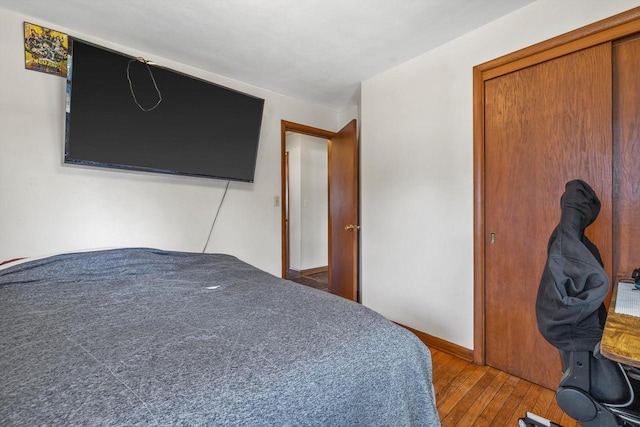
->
[535, 179, 640, 427]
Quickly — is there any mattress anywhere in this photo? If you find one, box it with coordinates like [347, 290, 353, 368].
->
[0, 248, 439, 426]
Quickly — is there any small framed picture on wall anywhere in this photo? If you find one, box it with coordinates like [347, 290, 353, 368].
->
[24, 22, 68, 77]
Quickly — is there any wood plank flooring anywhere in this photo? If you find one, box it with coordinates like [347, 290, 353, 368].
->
[288, 270, 329, 292]
[431, 348, 578, 427]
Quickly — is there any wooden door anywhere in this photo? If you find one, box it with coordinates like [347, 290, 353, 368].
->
[483, 44, 613, 389]
[280, 120, 359, 301]
[613, 34, 640, 279]
[329, 120, 359, 301]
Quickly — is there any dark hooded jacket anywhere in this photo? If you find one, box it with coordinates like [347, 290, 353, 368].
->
[536, 179, 609, 352]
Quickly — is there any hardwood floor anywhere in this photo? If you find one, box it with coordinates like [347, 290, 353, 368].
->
[431, 348, 578, 427]
[288, 270, 329, 292]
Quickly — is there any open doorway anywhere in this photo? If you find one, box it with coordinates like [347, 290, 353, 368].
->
[280, 119, 359, 301]
[284, 132, 329, 291]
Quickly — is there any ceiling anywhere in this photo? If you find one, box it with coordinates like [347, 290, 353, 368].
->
[1, 0, 535, 110]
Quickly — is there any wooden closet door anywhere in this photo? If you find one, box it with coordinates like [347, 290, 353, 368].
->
[613, 35, 640, 279]
[484, 43, 613, 389]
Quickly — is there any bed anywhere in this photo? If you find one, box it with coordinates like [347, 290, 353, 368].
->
[0, 248, 440, 426]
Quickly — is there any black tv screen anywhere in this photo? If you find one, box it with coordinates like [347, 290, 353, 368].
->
[64, 39, 264, 182]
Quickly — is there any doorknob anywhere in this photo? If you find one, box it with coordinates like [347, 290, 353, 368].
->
[344, 224, 360, 231]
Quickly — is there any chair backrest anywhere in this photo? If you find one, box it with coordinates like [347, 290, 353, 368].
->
[536, 180, 638, 422]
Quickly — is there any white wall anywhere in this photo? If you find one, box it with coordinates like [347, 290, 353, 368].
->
[300, 136, 328, 270]
[286, 133, 328, 272]
[360, 0, 640, 350]
[286, 134, 302, 270]
[0, 7, 339, 275]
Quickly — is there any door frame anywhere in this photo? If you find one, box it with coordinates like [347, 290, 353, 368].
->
[280, 120, 336, 280]
[472, 7, 640, 366]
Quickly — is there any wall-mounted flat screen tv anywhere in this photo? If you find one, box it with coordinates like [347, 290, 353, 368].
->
[64, 39, 264, 182]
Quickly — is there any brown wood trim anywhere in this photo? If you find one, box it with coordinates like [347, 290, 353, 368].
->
[300, 265, 328, 276]
[282, 121, 336, 139]
[288, 266, 329, 277]
[476, 7, 640, 80]
[483, 20, 640, 81]
[397, 323, 474, 363]
[472, 66, 486, 366]
[472, 7, 640, 368]
[280, 120, 335, 278]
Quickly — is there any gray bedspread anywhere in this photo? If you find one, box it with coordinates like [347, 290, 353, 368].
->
[0, 248, 440, 426]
